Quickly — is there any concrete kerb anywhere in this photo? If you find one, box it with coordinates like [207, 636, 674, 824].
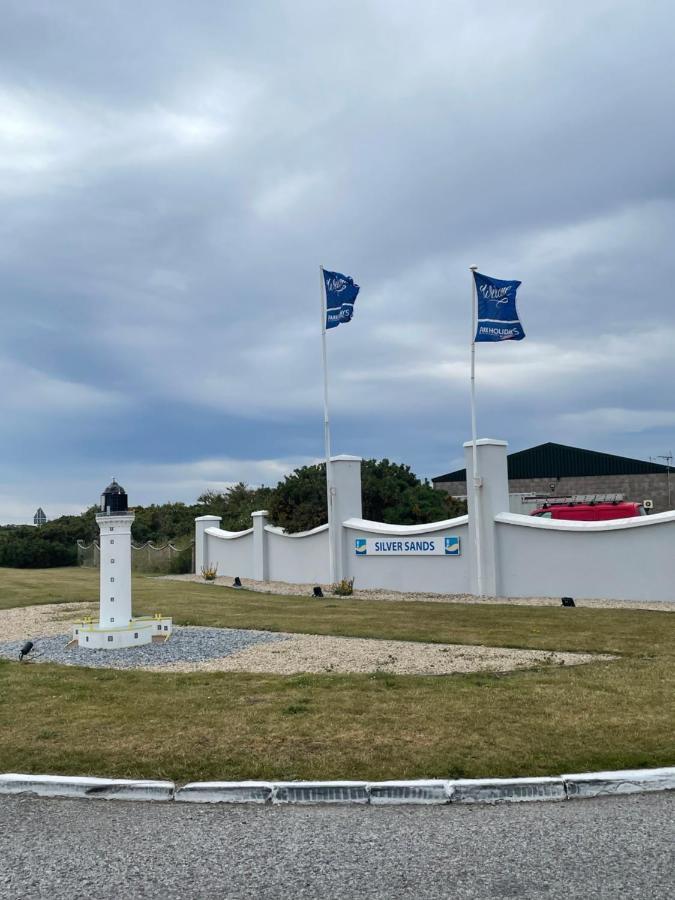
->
[368, 780, 451, 805]
[2, 769, 674, 805]
[452, 776, 566, 804]
[272, 781, 369, 804]
[176, 781, 274, 804]
[0, 774, 174, 801]
[561, 767, 675, 799]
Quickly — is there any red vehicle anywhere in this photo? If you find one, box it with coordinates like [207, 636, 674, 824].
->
[531, 501, 645, 521]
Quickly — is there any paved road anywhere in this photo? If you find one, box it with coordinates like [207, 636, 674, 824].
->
[1, 793, 673, 899]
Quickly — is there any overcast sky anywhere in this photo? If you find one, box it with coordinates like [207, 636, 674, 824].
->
[2, 0, 675, 522]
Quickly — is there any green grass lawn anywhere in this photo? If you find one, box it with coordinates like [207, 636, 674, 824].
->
[0, 567, 673, 782]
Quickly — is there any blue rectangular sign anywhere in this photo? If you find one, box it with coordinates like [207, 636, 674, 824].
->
[354, 536, 461, 556]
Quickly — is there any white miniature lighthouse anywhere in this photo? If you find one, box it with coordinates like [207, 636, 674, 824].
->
[72, 480, 172, 649]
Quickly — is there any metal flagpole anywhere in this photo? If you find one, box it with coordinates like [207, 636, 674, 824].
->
[319, 265, 335, 585]
[470, 264, 484, 596]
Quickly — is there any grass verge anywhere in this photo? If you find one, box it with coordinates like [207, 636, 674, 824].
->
[0, 568, 673, 781]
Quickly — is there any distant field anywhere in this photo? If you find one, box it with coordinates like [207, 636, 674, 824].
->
[0, 567, 673, 782]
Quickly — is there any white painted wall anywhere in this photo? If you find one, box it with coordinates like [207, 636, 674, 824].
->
[496, 511, 675, 602]
[204, 526, 254, 579]
[196, 441, 675, 602]
[344, 518, 470, 593]
[266, 525, 330, 584]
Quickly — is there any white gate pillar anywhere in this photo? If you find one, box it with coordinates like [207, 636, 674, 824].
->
[330, 455, 363, 584]
[195, 514, 221, 574]
[251, 510, 269, 582]
[464, 439, 509, 596]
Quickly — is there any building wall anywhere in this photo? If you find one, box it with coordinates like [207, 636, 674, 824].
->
[435, 473, 673, 512]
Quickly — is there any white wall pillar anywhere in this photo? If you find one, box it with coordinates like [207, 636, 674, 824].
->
[251, 510, 269, 582]
[195, 514, 221, 574]
[330, 455, 363, 583]
[97, 512, 134, 627]
[464, 439, 509, 596]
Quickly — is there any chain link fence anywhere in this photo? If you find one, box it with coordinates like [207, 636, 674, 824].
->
[77, 540, 194, 574]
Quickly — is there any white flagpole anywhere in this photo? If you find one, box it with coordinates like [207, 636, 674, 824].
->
[470, 264, 484, 596]
[319, 265, 335, 585]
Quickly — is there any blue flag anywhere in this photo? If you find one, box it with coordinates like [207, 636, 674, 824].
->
[474, 271, 525, 342]
[323, 269, 360, 330]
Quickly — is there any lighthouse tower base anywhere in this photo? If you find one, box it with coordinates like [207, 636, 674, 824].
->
[71, 615, 173, 649]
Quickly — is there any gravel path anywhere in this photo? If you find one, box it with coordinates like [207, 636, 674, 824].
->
[150, 633, 609, 676]
[0, 601, 99, 643]
[0, 604, 610, 675]
[160, 573, 675, 611]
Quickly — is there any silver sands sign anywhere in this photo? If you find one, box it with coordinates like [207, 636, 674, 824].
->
[354, 537, 461, 556]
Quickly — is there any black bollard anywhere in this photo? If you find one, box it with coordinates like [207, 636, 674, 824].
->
[19, 641, 34, 661]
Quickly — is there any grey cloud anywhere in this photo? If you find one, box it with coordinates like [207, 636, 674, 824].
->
[1, 0, 675, 520]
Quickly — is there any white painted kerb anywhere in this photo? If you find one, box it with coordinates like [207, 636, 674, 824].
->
[0, 774, 173, 801]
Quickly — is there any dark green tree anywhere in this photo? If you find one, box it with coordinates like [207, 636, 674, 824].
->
[197, 483, 274, 531]
[267, 459, 466, 533]
[131, 502, 198, 543]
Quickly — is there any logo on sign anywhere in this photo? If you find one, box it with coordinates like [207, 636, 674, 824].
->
[444, 537, 460, 555]
[355, 538, 367, 555]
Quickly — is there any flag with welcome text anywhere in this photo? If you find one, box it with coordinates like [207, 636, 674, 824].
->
[323, 269, 360, 329]
[474, 271, 525, 342]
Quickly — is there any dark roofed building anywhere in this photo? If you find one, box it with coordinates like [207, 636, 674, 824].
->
[433, 442, 673, 512]
[33, 507, 47, 526]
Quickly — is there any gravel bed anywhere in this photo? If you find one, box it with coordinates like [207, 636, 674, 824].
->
[0, 602, 99, 643]
[0, 604, 612, 675]
[152, 633, 611, 676]
[0, 626, 290, 670]
[158, 574, 675, 611]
